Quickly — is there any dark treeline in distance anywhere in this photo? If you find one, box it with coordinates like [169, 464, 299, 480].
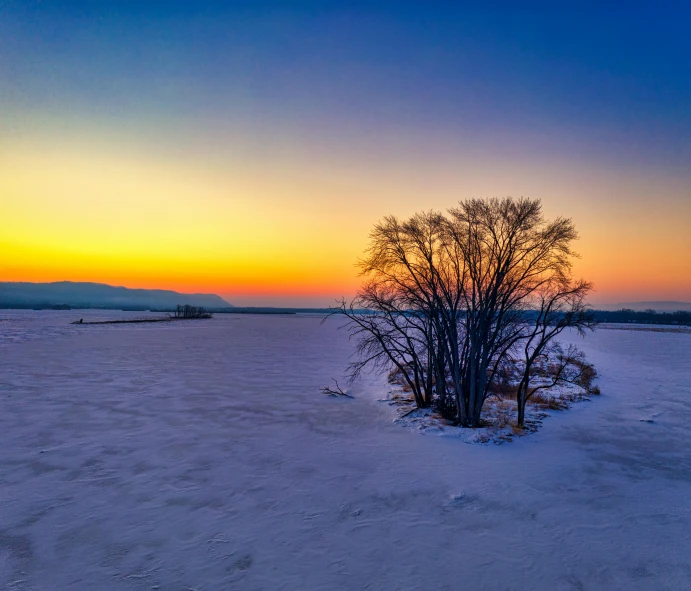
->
[592, 309, 691, 326]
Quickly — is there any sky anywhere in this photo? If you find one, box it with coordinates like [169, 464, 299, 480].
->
[1, 1, 690, 307]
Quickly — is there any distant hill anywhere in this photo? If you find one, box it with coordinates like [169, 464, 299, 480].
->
[0, 281, 231, 310]
[614, 301, 691, 312]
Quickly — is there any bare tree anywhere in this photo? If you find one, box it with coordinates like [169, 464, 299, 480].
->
[444, 198, 588, 426]
[336, 197, 596, 429]
[514, 277, 596, 427]
[336, 211, 448, 408]
[172, 305, 212, 319]
[513, 342, 597, 415]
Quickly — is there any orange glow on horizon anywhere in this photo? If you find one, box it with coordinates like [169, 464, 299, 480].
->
[2, 125, 690, 307]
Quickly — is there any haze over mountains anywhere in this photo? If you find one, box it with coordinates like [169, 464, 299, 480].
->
[1, 281, 689, 313]
[0, 282, 231, 310]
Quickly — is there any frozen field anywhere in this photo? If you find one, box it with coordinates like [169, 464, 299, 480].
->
[1, 311, 690, 590]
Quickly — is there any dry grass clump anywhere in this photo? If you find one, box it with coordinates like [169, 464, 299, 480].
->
[387, 366, 413, 392]
[488, 381, 519, 400]
[491, 398, 515, 428]
[571, 358, 599, 393]
[383, 348, 600, 442]
[387, 367, 402, 384]
[529, 392, 568, 410]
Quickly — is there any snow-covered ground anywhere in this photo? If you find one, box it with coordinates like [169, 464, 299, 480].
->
[1, 311, 690, 590]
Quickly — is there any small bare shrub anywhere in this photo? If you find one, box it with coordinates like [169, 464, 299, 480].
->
[172, 304, 212, 319]
[573, 360, 598, 391]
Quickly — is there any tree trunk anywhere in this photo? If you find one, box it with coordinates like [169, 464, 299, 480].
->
[517, 397, 525, 428]
[516, 381, 527, 428]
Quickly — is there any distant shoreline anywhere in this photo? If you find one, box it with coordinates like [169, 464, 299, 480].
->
[2, 306, 690, 326]
[597, 323, 691, 334]
[71, 317, 212, 325]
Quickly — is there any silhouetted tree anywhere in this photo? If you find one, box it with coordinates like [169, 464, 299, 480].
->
[339, 212, 448, 408]
[514, 277, 596, 427]
[173, 305, 212, 319]
[337, 197, 596, 428]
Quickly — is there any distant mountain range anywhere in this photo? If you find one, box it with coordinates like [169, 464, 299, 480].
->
[0, 281, 232, 310]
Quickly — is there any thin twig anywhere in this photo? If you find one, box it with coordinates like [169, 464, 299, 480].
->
[321, 379, 354, 398]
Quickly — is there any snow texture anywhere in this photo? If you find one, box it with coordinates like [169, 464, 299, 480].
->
[1, 310, 690, 590]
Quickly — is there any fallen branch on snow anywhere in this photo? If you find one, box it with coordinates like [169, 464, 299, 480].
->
[321, 380, 354, 398]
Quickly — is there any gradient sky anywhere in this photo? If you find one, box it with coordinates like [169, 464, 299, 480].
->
[2, 1, 690, 306]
